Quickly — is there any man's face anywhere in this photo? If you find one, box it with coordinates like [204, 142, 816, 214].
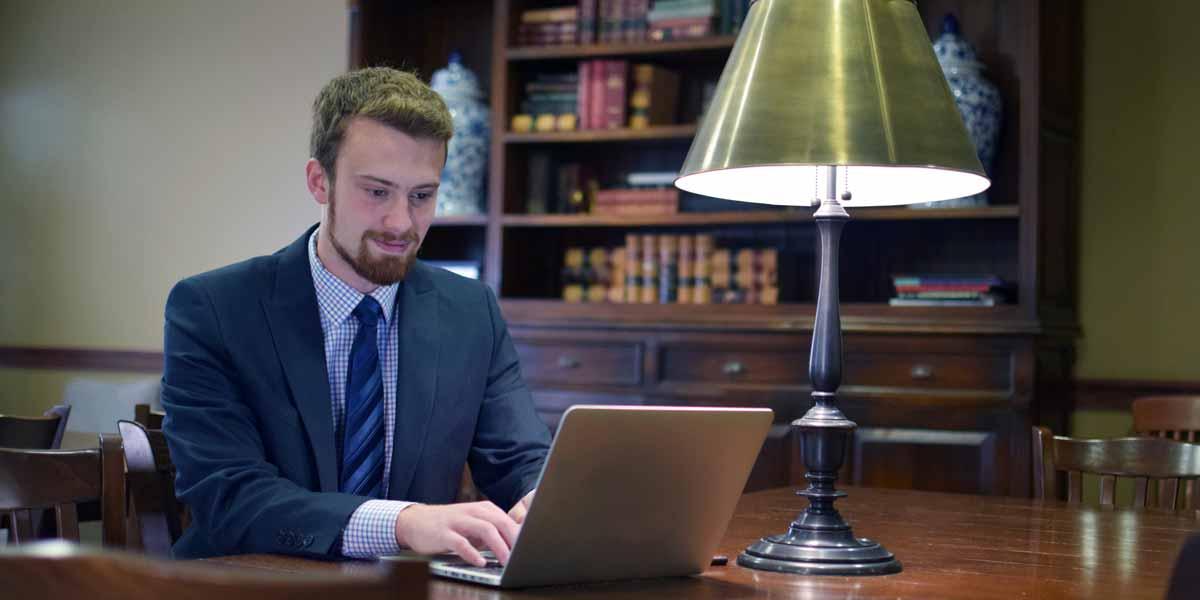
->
[317, 117, 444, 287]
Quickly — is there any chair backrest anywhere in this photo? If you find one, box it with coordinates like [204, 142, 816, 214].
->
[1033, 426, 1200, 512]
[1133, 395, 1200, 442]
[0, 540, 428, 600]
[0, 413, 63, 449]
[44, 404, 72, 449]
[133, 403, 165, 429]
[117, 420, 182, 556]
[62, 377, 161, 434]
[0, 446, 124, 544]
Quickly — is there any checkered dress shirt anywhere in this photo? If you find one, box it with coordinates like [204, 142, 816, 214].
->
[307, 229, 410, 557]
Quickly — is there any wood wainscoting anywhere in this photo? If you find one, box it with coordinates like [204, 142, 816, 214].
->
[1074, 378, 1200, 411]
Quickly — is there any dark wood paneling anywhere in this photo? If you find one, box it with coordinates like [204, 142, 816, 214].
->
[845, 350, 1012, 392]
[0, 347, 162, 373]
[515, 340, 643, 386]
[1075, 379, 1200, 411]
[851, 428, 998, 495]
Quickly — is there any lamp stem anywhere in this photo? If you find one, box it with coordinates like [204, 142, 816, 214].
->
[736, 165, 901, 575]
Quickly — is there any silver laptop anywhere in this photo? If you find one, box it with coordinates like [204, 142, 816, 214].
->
[422, 405, 772, 588]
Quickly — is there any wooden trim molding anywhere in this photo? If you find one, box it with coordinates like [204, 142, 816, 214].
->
[1074, 378, 1200, 411]
[0, 346, 162, 373]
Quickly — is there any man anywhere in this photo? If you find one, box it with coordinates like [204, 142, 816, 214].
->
[161, 67, 550, 565]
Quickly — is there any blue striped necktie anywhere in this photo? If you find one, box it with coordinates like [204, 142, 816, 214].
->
[340, 296, 385, 498]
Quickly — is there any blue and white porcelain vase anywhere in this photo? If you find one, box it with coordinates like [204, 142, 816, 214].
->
[923, 14, 1002, 208]
[430, 52, 489, 216]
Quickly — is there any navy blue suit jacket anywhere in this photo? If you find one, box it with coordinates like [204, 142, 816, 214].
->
[162, 225, 551, 559]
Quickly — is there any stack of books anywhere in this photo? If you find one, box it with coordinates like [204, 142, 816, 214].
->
[889, 274, 1003, 307]
[647, 0, 717, 41]
[592, 171, 679, 216]
[511, 72, 580, 133]
[562, 234, 779, 305]
[568, 0, 750, 45]
[517, 6, 579, 46]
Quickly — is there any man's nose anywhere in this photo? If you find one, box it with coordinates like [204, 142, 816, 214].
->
[382, 199, 414, 232]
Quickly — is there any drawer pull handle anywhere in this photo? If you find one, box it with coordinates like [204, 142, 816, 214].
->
[910, 364, 934, 380]
[557, 356, 580, 369]
[723, 361, 746, 376]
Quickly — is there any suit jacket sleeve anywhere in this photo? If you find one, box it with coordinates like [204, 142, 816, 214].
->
[161, 278, 366, 557]
[467, 286, 552, 510]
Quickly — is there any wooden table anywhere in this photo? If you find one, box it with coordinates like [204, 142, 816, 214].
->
[205, 485, 1197, 599]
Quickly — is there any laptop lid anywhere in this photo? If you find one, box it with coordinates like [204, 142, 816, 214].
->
[475, 405, 772, 588]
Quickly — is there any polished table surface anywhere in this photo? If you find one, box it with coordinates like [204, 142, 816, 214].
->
[203, 485, 1197, 599]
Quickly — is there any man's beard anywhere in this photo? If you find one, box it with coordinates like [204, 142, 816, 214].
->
[327, 189, 421, 286]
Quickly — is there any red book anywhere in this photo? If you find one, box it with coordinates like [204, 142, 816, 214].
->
[602, 60, 628, 129]
[589, 60, 606, 131]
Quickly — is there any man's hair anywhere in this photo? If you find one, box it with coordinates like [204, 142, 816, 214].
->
[310, 67, 453, 181]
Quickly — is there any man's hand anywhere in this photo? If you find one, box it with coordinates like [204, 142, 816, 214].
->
[508, 490, 535, 524]
[394, 501, 519, 567]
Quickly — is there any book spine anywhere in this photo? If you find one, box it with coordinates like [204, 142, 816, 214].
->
[659, 234, 679, 304]
[586, 247, 609, 302]
[640, 234, 658, 303]
[693, 234, 713, 304]
[624, 233, 641, 303]
[579, 0, 597, 44]
[602, 60, 628, 129]
[609, 246, 626, 302]
[589, 60, 606, 131]
[562, 247, 584, 302]
[677, 235, 693, 304]
[578, 61, 591, 129]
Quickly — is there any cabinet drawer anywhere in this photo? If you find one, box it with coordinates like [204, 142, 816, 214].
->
[844, 351, 1012, 392]
[659, 347, 809, 385]
[516, 341, 642, 386]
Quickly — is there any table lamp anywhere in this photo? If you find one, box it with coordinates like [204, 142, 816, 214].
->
[676, 0, 990, 575]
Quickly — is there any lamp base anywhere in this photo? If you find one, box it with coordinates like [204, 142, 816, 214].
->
[737, 525, 901, 576]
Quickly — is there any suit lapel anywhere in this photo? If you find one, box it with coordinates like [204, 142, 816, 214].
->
[389, 262, 440, 500]
[262, 225, 339, 492]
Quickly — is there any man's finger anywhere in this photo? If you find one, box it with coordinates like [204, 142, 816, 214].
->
[459, 517, 511, 565]
[469, 502, 520, 547]
[509, 500, 528, 524]
[447, 532, 487, 567]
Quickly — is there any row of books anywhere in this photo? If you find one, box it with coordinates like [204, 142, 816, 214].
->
[511, 61, 680, 133]
[516, 1, 752, 47]
[889, 274, 1005, 307]
[528, 161, 681, 215]
[562, 234, 779, 305]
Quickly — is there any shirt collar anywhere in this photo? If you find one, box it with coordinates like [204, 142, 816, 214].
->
[307, 228, 399, 327]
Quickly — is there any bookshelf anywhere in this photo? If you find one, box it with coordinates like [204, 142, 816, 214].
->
[349, 0, 1081, 498]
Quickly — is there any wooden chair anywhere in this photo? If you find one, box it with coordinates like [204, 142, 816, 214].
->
[1132, 395, 1200, 512]
[0, 405, 71, 449]
[1133, 395, 1200, 442]
[0, 442, 125, 544]
[117, 420, 184, 555]
[1033, 426, 1200, 512]
[0, 540, 428, 600]
[133, 403, 165, 430]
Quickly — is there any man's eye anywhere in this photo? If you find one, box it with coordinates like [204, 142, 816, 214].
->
[369, 188, 389, 199]
[411, 192, 433, 203]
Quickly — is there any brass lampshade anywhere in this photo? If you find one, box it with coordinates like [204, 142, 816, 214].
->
[676, 0, 988, 206]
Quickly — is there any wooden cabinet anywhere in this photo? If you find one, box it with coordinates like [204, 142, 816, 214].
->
[350, 0, 1081, 498]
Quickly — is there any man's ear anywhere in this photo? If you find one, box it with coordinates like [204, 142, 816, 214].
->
[306, 158, 331, 206]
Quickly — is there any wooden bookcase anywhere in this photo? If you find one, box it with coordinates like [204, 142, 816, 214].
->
[349, 0, 1081, 497]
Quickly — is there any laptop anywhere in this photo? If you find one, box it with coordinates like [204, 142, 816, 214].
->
[417, 405, 772, 588]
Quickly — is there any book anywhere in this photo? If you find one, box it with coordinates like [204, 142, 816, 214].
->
[608, 246, 627, 303]
[658, 234, 679, 303]
[628, 64, 680, 129]
[624, 233, 641, 303]
[601, 61, 629, 129]
[577, 61, 592, 129]
[677, 235, 694, 304]
[579, 0, 598, 44]
[693, 234, 713, 304]
[640, 234, 658, 303]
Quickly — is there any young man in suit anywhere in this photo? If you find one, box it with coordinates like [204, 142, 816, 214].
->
[162, 67, 550, 566]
